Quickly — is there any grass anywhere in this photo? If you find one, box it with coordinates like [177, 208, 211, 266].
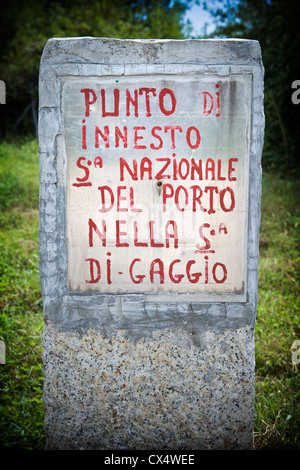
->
[0, 137, 299, 449]
[0, 138, 45, 449]
[254, 173, 300, 449]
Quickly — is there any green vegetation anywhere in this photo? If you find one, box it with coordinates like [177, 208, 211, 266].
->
[0, 138, 299, 449]
[0, 0, 192, 136]
[0, 138, 45, 449]
[0, 0, 298, 451]
[254, 173, 300, 449]
[1, 0, 299, 176]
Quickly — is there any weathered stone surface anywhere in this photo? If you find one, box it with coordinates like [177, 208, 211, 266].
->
[43, 322, 255, 450]
[39, 38, 264, 450]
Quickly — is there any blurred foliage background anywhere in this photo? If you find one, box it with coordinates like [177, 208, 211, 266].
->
[0, 0, 300, 174]
[0, 0, 299, 450]
[205, 0, 300, 174]
[0, 0, 190, 138]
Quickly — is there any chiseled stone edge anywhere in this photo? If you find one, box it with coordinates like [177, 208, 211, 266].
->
[41, 37, 262, 66]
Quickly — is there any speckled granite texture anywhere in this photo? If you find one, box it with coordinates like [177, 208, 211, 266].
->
[43, 321, 255, 450]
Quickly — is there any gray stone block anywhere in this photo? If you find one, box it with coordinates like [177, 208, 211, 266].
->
[39, 38, 264, 450]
